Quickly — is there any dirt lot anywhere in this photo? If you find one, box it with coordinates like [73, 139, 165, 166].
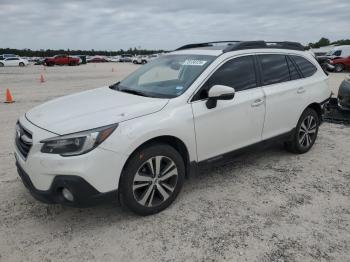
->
[0, 63, 349, 262]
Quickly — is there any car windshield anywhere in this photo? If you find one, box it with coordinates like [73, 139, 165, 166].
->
[115, 54, 215, 98]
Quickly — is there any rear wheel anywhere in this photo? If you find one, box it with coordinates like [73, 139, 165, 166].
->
[19, 62, 25, 67]
[285, 108, 319, 154]
[334, 63, 344, 73]
[0, 62, 3, 67]
[119, 144, 185, 215]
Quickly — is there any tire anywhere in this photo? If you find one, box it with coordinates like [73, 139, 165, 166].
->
[285, 108, 319, 154]
[142, 60, 147, 64]
[19, 62, 25, 67]
[119, 144, 185, 215]
[133, 60, 137, 64]
[334, 63, 344, 73]
[0, 62, 3, 67]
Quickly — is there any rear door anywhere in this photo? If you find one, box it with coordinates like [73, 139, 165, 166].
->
[258, 54, 306, 139]
[5, 58, 19, 66]
[191, 55, 266, 161]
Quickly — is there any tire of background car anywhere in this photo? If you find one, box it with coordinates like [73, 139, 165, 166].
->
[119, 143, 185, 215]
[19, 62, 25, 67]
[285, 108, 319, 154]
[334, 63, 345, 73]
[142, 60, 147, 64]
[0, 62, 3, 67]
[133, 60, 137, 64]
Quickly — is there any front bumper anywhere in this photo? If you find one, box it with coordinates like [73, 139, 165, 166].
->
[16, 161, 118, 207]
[14, 116, 129, 206]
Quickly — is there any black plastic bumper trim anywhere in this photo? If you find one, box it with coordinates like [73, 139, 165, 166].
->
[16, 161, 118, 207]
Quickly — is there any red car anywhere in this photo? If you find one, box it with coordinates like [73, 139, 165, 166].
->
[44, 55, 80, 66]
[329, 56, 350, 72]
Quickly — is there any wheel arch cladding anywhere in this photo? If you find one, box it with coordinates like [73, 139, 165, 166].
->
[121, 135, 190, 177]
[306, 103, 322, 122]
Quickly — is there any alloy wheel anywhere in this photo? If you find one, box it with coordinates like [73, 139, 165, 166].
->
[298, 115, 317, 148]
[335, 64, 344, 72]
[132, 156, 178, 207]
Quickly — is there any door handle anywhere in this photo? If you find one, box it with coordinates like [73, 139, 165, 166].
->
[297, 87, 306, 94]
[251, 99, 264, 107]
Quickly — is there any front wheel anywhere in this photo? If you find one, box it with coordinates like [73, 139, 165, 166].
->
[285, 108, 319, 154]
[119, 144, 185, 215]
[0, 62, 4, 67]
[19, 62, 25, 67]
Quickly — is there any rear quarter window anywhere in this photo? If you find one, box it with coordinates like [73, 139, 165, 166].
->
[292, 55, 317, 78]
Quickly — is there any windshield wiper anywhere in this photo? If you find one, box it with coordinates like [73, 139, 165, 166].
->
[109, 82, 120, 90]
[110, 82, 150, 97]
[119, 88, 149, 97]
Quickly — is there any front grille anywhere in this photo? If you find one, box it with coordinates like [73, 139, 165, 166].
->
[15, 122, 33, 159]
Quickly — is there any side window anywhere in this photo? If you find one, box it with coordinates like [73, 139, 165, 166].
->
[292, 55, 317, 78]
[259, 54, 290, 85]
[287, 56, 301, 80]
[333, 50, 342, 56]
[198, 56, 257, 99]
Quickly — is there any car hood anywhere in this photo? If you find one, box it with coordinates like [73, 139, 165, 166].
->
[26, 86, 169, 134]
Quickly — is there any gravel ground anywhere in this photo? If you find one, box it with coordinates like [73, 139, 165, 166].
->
[0, 63, 349, 262]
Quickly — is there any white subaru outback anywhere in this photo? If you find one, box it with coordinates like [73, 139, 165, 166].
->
[15, 41, 331, 215]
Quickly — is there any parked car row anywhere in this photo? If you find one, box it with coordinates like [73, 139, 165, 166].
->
[0, 53, 162, 67]
[315, 45, 350, 72]
[87, 54, 162, 63]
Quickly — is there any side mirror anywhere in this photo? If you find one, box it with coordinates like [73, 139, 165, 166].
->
[206, 85, 235, 109]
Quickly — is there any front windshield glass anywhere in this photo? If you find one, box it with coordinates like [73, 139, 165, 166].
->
[118, 54, 215, 98]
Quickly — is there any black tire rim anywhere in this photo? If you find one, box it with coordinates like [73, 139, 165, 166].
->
[132, 156, 178, 207]
[298, 115, 317, 148]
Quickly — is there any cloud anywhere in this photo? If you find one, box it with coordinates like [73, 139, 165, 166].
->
[0, 0, 349, 50]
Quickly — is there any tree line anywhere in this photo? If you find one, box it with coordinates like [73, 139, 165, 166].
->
[306, 38, 350, 49]
[0, 47, 165, 57]
[1, 38, 349, 57]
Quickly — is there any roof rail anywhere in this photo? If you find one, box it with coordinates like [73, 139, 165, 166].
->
[175, 41, 241, 51]
[223, 41, 305, 52]
[176, 41, 305, 52]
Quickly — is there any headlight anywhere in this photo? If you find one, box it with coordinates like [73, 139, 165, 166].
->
[40, 124, 118, 156]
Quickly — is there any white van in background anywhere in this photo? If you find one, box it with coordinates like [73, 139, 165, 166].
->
[325, 45, 350, 58]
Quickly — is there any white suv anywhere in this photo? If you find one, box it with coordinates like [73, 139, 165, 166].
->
[15, 41, 331, 215]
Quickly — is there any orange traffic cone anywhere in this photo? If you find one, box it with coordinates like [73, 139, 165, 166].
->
[4, 88, 14, 103]
[40, 74, 45, 83]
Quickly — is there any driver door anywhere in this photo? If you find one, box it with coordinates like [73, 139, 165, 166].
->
[191, 55, 266, 161]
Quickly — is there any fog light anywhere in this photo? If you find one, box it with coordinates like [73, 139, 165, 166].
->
[62, 188, 74, 202]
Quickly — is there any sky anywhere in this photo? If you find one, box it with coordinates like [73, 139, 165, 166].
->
[0, 0, 349, 51]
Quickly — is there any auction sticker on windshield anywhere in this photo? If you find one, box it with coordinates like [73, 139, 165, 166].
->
[182, 60, 207, 66]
